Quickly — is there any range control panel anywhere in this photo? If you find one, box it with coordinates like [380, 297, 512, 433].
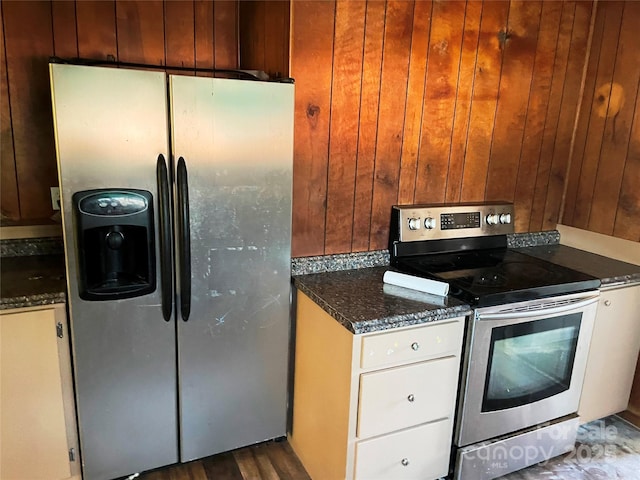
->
[392, 202, 515, 242]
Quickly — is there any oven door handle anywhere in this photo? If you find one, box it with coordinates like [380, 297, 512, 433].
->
[477, 295, 600, 321]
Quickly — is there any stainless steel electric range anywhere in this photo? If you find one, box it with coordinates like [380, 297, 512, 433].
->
[389, 202, 601, 480]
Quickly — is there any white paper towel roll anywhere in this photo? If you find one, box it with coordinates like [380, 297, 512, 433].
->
[383, 270, 449, 297]
[382, 284, 447, 306]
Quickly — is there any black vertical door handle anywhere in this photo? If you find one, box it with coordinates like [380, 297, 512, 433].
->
[176, 157, 191, 321]
[156, 154, 173, 322]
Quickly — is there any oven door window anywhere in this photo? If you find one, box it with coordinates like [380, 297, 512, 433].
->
[481, 313, 581, 412]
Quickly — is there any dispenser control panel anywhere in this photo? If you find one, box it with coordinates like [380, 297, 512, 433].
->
[78, 191, 149, 216]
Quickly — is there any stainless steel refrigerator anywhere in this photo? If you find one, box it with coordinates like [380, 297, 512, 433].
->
[49, 63, 294, 480]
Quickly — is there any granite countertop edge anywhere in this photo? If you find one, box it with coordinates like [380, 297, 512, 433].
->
[0, 292, 67, 311]
[294, 276, 472, 335]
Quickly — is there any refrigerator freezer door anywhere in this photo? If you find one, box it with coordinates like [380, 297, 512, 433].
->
[170, 75, 294, 461]
[50, 64, 178, 479]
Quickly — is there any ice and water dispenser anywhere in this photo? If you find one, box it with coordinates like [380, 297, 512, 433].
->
[73, 189, 155, 300]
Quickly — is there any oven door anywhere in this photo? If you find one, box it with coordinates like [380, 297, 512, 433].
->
[455, 291, 599, 447]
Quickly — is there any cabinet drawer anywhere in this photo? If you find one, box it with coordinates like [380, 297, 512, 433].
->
[355, 419, 452, 480]
[360, 319, 464, 369]
[357, 356, 459, 439]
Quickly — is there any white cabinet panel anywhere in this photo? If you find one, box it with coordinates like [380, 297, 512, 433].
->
[579, 285, 640, 423]
[0, 305, 79, 480]
[360, 319, 464, 369]
[355, 419, 452, 480]
[357, 356, 459, 439]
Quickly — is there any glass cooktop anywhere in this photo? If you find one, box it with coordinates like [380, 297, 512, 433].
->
[392, 248, 601, 307]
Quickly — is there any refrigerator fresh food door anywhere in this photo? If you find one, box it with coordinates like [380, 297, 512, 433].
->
[170, 75, 294, 461]
[50, 64, 178, 479]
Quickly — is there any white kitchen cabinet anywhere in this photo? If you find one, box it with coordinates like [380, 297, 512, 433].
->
[289, 292, 465, 480]
[579, 284, 640, 424]
[0, 305, 80, 480]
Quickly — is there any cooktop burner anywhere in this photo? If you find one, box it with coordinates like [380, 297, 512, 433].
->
[392, 248, 601, 307]
[388, 203, 601, 307]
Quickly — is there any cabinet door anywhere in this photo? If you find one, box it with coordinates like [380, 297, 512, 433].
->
[357, 356, 459, 439]
[355, 419, 452, 480]
[579, 285, 640, 423]
[0, 306, 78, 479]
[360, 319, 464, 369]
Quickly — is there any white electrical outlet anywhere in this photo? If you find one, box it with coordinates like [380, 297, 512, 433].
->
[50, 187, 61, 210]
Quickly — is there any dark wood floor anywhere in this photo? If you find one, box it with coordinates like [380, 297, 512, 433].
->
[136, 413, 640, 479]
[139, 440, 310, 480]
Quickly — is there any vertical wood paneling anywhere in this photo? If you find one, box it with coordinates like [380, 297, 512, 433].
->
[528, 1, 576, 231]
[459, 0, 509, 202]
[288, 0, 626, 256]
[414, 0, 465, 204]
[263, 2, 289, 78]
[397, 1, 432, 205]
[571, 1, 624, 230]
[213, 1, 239, 69]
[512, 0, 563, 232]
[541, 0, 593, 230]
[0, 3, 20, 220]
[51, 1, 78, 58]
[116, 1, 165, 65]
[445, 0, 482, 204]
[195, 0, 215, 74]
[613, 91, 640, 241]
[587, 1, 640, 235]
[239, 1, 289, 78]
[164, 1, 195, 70]
[264, 3, 283, 78]
[485, 1, 541, 203]
[351, 0, 385, 252]
[3, 1, 57, 220]
[239, 1, 265, 72]
[564, 0, 640, 242]
[76, 1, 117, 60]
[290, 1, 335, 256]
[324, 1, 366, 254]
[368, 1, 414, 250]
[562, 1, 606, 227]
[8, 1, 636, 252]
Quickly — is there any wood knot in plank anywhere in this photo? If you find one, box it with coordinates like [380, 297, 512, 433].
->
[497, 29, 512, 49]
[306, 104, 321, 128]
[594, 82, 625, 118]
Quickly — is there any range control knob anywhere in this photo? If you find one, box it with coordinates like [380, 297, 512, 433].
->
[407, 217, 421, 230]
[424, 217, 436, 230]
[500, 213, 512, 224]
[486, 213, 500, 226]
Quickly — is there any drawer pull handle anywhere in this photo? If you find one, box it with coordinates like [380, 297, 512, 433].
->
[604, 300, 611, 306]
[411, 342, 420, 351]
[407, 394, 415, 402]
[401, 458, 410, 467]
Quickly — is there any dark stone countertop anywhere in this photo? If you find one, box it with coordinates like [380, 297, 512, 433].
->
[294, 266, 472, 335]
[0, 254, 67, 310]
[516, 245, 640, 289]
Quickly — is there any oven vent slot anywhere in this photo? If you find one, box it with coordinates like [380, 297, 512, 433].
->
[494, 298, 579, 314]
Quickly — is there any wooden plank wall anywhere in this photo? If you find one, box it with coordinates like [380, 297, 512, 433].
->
[0, 0, 238, 223]
[7, 0, 638, 253]
[239, 1, 290, 79]
[561, 0, 640, 242]
[291, 0, 595, 257]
